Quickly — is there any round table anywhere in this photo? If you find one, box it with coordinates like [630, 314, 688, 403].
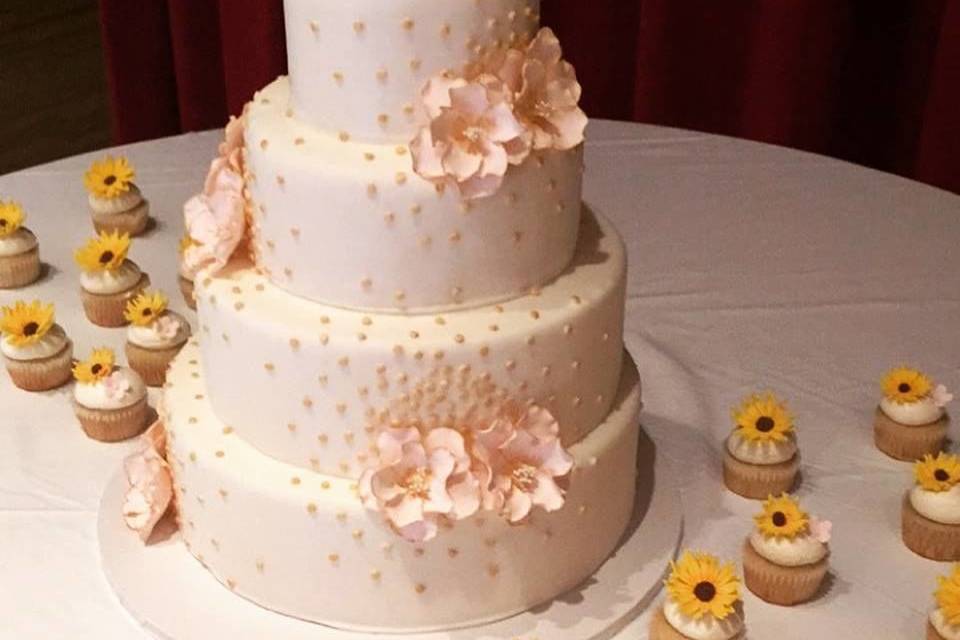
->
[1, 121, 958, 639]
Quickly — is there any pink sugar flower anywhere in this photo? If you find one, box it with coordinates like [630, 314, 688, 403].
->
[123, 420, 173, 542]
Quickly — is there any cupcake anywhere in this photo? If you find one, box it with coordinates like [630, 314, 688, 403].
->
[84, 155, 150, 236]
[124, 291, 191, 386]
[875, 366, 953, 461]
[651, 551, 744, 640]
[742, 494, 831, 605]
[74, 230, 150, 327]
[903, 452, 960, 561]
[177, 234, 196, 310]
[1, 300, 73, 391]
[0, 201, 41, 288]
[928, 565, 960, 639]
[723, 393, 799, 499]
[72, 347, 149, 442]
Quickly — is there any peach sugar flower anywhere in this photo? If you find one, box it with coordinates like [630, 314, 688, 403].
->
[122, 420, 174, 542]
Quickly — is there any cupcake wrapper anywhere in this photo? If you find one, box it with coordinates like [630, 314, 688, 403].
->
[74, 395, 150, 442]
[81, 273, 151, 327]
[902, 494, 960, 561]
[0, 247, 41, 289]
[125, 341, 185, 386]
[742, 539, 827, 605]
[4, 340, 73, 391]
[723, 451, 799, 499]
[874, 407, 948, 461]
[92, 200, 150, 237]
[179, 274, 196, 310]
[929, 620, 946, 640]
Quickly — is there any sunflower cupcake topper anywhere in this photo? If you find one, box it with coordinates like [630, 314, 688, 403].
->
[754, 493, 809, 539]
[84, 156, 135, 199]
[732, 393, 794, 443]
[124, 291, 168, 327]
[936, 565, 960, 626]
[1, 301, 55, 347]
[915, 453, 960, 493]
[882, 366, 953, 408]
[72, 347, 115, 384]
[0, 200, 25, 237]
[74, 231, 131, 272]
[665, 551, 740, 621]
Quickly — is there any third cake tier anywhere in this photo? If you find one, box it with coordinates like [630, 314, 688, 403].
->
[195, 208, 625, 475]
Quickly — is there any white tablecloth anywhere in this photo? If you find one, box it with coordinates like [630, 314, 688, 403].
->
[1, 121, 958, 639]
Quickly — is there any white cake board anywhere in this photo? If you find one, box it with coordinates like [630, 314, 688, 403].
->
[99, 428, 682, 640]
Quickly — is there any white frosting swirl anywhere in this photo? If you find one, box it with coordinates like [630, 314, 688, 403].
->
[726, 432, 797, 465]
[1, 324, 68, 361]
[910, 485, 960, 525]
[127, 311, 191, 349]
[73, 367, 146, 410]
[880, 397, 944, 426]
[0, 228, 37, 257]
[663, 600, 743, 640]
[749, 531, 828, 567]
[931, 608, 960, 640]
[80, 259, 141, 295]
[88, 184, 143, 214]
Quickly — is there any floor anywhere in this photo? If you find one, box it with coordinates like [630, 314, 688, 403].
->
[0, 0, 111, 175]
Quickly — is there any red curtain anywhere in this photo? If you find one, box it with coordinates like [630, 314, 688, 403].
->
[99, 0, 960, 194]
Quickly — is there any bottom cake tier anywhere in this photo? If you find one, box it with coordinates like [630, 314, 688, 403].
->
[162, 341, 643, 633]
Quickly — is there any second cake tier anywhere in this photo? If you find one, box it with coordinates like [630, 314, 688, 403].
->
[194, 208, 626, 476]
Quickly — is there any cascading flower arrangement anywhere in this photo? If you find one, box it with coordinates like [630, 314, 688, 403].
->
[410, 27, 588, 200]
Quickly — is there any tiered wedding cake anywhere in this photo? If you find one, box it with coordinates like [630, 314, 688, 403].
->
[159, 0, 642, 632]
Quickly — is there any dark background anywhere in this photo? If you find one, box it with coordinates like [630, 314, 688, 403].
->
[2, 0, 958, 195]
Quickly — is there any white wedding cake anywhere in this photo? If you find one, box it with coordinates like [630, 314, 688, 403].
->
[135, 0, 643, 632]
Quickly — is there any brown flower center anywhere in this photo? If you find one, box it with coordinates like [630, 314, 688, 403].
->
[898, 383, 911, 393]
[0, 219, 6, 227]
[693, 581, 716, 602]
[936, 469, 950, 482]
[142, 308, 153, 317]
[755, 416, 775, 432]
[104, 175, 117, 186]
[772, 511, 787, 527]
[99, 250, 114, 265]
[91, 364, 103, 375]
[22, 321, 39, 336]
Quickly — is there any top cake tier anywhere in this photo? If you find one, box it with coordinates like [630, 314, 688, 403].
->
[284, 0, 541, 143]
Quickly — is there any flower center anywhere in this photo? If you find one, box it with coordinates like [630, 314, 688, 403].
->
[693, 581, 716, 602]
[99, 250, 115, 265]
[22, 321, 39, 336]
[402, 467, 432, 499]
[463, 125, 486, 143]
[755, 416, 775, 432]
[142, 308, 153, 317]
[511, 463, 539, 493]
[0, 219, 6, 227]
[936, 469, 950, 482]
[91, 364, 103, 375]
[898, 382, 911, 393]
[104, 175, 117, 186]
[772, 511, 787, 527]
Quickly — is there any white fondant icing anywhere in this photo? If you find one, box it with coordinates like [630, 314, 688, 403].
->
[748, 531, 827, 567]
[663, 600, 743, 640]
[880, 397, 944, 426]
[73, 368, 146, 410]
[931, 608, 960, 640]
[88, 184, 143, 214]
[0, 227, 37, 257]
[245, 77, 583, 312]
[164, 341, 641, 632]
[127, 311, 191, 350]
[80, 259, 141, 295]
[284, 0, 540, 143]
[195, 209, 625, 476]
[910, 485, 960, 525]
[1, 324, 67, 361]
[726, 431, 797, 466]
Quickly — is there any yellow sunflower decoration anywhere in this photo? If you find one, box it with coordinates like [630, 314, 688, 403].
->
[936, 565, 960, 625]
[0, 300, 55, 347]
[72, 347, 115, 384]
[0, 200, 25, 237]
[915, 452, 960, 492]
[665, 551, 740, 620]
[754, 493, 809, 538]
[882, 366, 933, 404]
[74, 231, 130, 272]
[124, 291, 167, 327]
[84, 155, 135, 199]
[732, 393, 794, 443]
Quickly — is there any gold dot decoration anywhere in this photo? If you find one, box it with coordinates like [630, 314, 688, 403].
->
[352, 21, 365, 34]
[401, 17, 415, 30]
